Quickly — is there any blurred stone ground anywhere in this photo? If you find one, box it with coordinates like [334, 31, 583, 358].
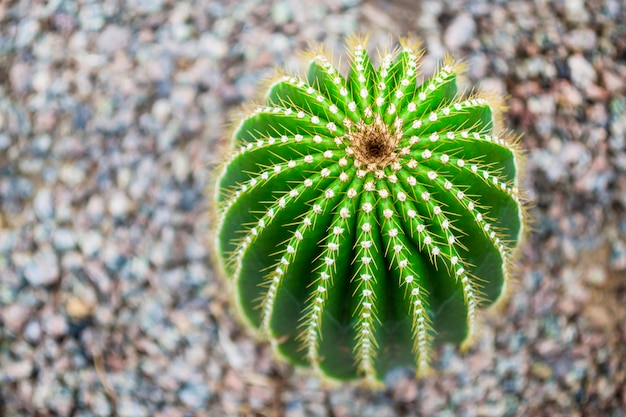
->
[0, 0, 625, 416]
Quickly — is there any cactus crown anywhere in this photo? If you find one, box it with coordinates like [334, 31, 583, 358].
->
[213, 36, 525, 386]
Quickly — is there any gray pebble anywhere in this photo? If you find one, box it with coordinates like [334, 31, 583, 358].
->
[97, 25, 131, 55]
[15, 18, 40, 48]
[80, 230, 103, 257]
[170, 151, 191, 183]
[86, 195, 105, 223]
[117, 396, 149, 417]
[564, 0, 589, 23]
[59, 164, 86, 187]
[108, 191, 132, 218]
[271, 2, 292, 25]
[179, 382, 211, 409]
[53, 228, 77, 252]
[0, 133, 10, 150]
[90, 390, 113, 417]
[3, 361, 33, 381]
[79, 3, 105, 31]
[24, 320, 42, 343]
[23, 248, 60, 286]
[34, 188, 54, 221]
[128, 0, 165, 14]
[568, 54, 596, 89]
[43, 314, 68, 338]
[443, 13, 476, 51]
[1, 304, 31, 332]
[47, 387, 75, 416]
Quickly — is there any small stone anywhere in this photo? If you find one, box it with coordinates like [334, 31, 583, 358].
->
[603, 70, 624, 94]
[444, 13, 476, 51]
[15, 18, 40, 48]
[271, 2, 292, 25]
[171, 85, 196, 109]
[97, 25, 130, 55]
[585, 305, 613, 329]
[80, 230, 103, 257]
[564, 0, 589, 23]
[108, 191, 131, 218]
[34, 188, 54, 221]
[43, 314, 68, 338]
[23, 248, 59, 286]
[53, 228, 77, 252]
[128, 0, 164, 14]
[86, 195, 105, 223]
[48, 387, 74, 416]
[610, 238, 626, 270]
[90, 390, 112, 416]
[33, 33, 66, 63]
[0, 133, 10, 150]
[568, 54, 596, 89]
[565, 28, 597, 52]
[531, 362, 553, 380]
[24, 320, 42, 343]
[79, 3, 105, 31]
[4, 360, 33, 381]
[585, 265, 607, 286]
[66, 296, 95, 319]
[59, 164, 86, 187]
[171, 151, 191, 182]
[179, 382, 211, 408]
[479, 78, 507, 97]
[62, 251, 84, 271]
[9, 62, 32, 96]
[152, 99, 171, 124]
[117, 396, 149, 417]
[32, 134, 52, 155]
[1, 304, 31, 332]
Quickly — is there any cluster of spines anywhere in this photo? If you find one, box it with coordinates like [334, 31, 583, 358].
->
[214, 36, 524, 385]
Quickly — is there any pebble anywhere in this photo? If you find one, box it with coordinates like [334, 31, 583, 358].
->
[0, 133, 10, 150]
[23, 248, 60, 286]
[34, 188, 54, 221]
[59, 164, 86, 187]
[179, 382, 211, 408]
[568, 54, 596, 89]
[78, 3, 105, 31]
[117, 396, 149, 417]
[88, 391, 112, 417]
[564, 0, 589, 23]
[97, 25, 130, 55]
[66, 296, 95, 319]
[3, 361, 33, 381]
[108, 191, 132, 218]
[171, 151, 191, 182]
[53, 228, 77, 252]
[79, 230, 103, 257]
[15, 18, 40, 48]
[1, 304, 31, 332]
[443, 13, 476, 50]
[24, 320, 42, 343]
[43, 314, 68, 338]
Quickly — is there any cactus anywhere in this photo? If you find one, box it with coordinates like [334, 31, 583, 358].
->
[213, 36, 525, 385]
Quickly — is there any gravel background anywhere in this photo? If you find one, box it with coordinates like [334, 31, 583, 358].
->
[1, 0, 625, 416]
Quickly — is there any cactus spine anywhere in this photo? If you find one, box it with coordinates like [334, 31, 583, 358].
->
[213, 37, 525, 385]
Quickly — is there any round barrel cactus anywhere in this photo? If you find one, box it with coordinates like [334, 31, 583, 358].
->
[213, 37, 525, 385]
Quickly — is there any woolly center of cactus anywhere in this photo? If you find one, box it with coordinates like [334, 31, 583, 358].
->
[347, 115, 401, 169]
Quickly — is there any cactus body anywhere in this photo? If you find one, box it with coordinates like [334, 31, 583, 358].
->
[214, 38, 524, 385]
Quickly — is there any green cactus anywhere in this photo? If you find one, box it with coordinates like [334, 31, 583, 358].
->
[213, 36, 525, 385]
